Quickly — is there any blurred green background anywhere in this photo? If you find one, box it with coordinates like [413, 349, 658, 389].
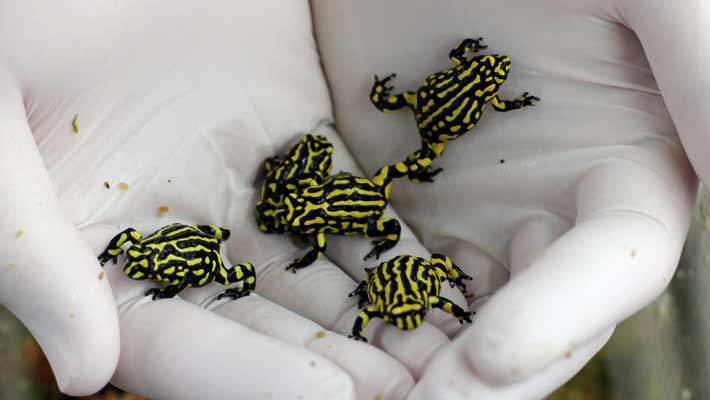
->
[3, 190, 710, 399]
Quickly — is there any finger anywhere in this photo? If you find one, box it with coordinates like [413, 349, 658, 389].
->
[0, 68, 119, 396]
[185, 291, 414, 400]
[317, 124, 470, 336]
[409, 327, 614, 400]
[81, 224, 356, 400]
[465, 160, 696, 385]
[228, 221, 449, 378]
[332, 305, 449, 380]
[113, 297, 355, 400]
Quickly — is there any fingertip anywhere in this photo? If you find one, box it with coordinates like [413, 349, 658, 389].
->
[334, 307, 450, 379]
[116, 299, 356, 400]
[3, 267, 120, 396]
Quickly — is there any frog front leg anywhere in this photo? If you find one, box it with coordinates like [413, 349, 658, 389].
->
[147, 276, 190, 300]
[370, 74, 417, 113]
[98, 228, 142, 266]
[218, 262, 256, 300]
[429, 295, 473, 324]
[286, 232, 326, 272]
[449, 37, 488, 66]
[431, 253, 474, 295]
[489, 92, 540, 112]
[349, 305, 383, 342]
[363, 217, 401, 260]
[348, 279, 370, 308]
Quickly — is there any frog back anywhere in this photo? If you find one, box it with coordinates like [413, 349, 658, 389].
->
[415, 57, 497, 140]
[285, 174, 388, 235]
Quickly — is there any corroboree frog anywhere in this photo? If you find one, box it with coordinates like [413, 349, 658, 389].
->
[371, 37, 540, 182]
[98, 223, 256, 300]
[348, 253, 473, 342]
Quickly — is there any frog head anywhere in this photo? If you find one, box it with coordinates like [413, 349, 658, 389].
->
[122, 246, 150, 280]
[262, 156, 284, 177]
[492, 55, 512, 84]
[286, 134, 334, 175]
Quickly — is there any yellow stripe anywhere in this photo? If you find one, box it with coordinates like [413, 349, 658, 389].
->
[445, 98, 470, 122]
[419, 76, 480, 129]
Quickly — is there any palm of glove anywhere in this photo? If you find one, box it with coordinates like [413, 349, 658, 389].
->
[0, 1, 705, 400]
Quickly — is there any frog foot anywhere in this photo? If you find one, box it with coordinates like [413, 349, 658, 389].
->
[146, 287, 172, 300]
[218, 287, 251, 300]
[98, 248, 122, 266]
[373, 73, 397, 97]
[448, 272, 474, 295]
[286, 258, 309, 273]
[363, 239, 396, 261]
[515, 92, 541, 108]
[348, 334, 368, 343]
[410, 166, 443, 183]
[464, 37, 488, 52]
[458, 311, 474, 324]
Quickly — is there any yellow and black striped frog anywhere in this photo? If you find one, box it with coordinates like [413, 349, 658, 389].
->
[98, 223, 255, 300]
[256, 134, 334, 235]
[348, 253, 473, 342]
[371, 37, 540, 182]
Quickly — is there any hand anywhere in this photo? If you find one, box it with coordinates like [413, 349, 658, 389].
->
[0, 1, 469, 398]
[313, 0, 707, 398]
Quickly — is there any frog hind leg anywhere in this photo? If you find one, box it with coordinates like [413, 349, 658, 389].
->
[370, 73, 417, 113]
[387, 141, 445, 184]
[489, 92, 540, 112]
[217, 262, 256, 300]
[369, 142, 443, 197]
[286, 232, 327, 272]
[363, 217, 401, 261]
[98, 228, 142, 266]
[449, 37, 488, 66]
[429, 295, 473, 324]
[349, 305, 382, 342]
[146, 276, 190, 300]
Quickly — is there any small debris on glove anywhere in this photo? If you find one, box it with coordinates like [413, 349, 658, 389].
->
[72, 114, 79, 134]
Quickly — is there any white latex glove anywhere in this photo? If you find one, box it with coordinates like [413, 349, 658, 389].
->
[0, 1, 466, 399]
[312, 0, 707, 398]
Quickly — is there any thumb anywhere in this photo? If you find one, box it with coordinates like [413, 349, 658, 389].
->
[0, 67, 120, 395]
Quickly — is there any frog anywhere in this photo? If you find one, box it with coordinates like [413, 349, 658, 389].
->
[370, 37, 540, 182]
[256, 133, 334, 235]
[348, 253, 473, 342]
[256, 156, 422, 271]
[98, 223, 256, 300]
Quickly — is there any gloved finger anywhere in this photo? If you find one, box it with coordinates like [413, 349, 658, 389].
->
[0, 68, 120, 396]
[412, 215, 604, 399]
[409, 327, 614, 400]
[316, 123, 470, 336]
[113, 297, 355, 400]
[226, 221, 449, 379]
[464, 159, 697, 386]
[332, 305, 449, 380]
[182, 291, 414, 400]
[82, 224, 356, 400]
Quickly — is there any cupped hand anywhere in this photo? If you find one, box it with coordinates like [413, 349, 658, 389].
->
[313, 0, 707, 398]
[0, 1, 473, 398]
